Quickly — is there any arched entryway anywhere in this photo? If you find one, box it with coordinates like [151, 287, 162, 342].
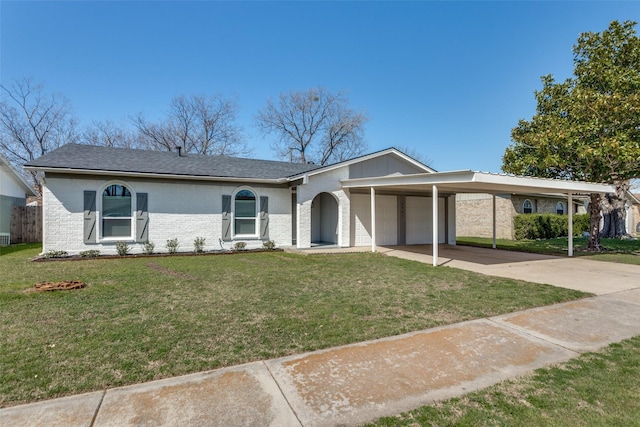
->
[311, 192, 339, 245]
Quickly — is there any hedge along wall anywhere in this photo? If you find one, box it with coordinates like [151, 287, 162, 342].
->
[514, 213, 590, 240]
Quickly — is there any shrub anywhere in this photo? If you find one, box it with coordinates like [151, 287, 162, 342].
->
[41, 250, 68, 259]
[115, 241, 130, 256]
[262, 240, 276, 250]
[233, 241, 246, 251]
[514, 213, 590, 240]
[142, 241, 155, 255]
[166, 238, 179, 254]
[573, 213, 591, 235]
[79, 249, 100, 258]
[193, 237, 206, 253]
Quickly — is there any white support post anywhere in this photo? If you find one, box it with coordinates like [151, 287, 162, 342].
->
[568, 193, 573, 257]
[371, 187, 376, 252]
[432, 185, 438, 266]
[492, 193, 497, 249]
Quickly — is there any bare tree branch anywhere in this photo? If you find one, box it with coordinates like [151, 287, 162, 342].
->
[0, 77, 78, 193]
[133, 94, 248, 156]
[81, 119, 140, 148]
[256, 87, 368, 165]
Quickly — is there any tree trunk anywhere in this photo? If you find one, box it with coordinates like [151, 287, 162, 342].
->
[599, 180, 629, 238]
[587, 193, 603, 251]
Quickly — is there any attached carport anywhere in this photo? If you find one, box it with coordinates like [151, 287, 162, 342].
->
[341, 170, 615, 266]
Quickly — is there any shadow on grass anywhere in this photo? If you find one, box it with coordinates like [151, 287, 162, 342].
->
[457, 236, 640, 257]
[0, 243, 42, 256]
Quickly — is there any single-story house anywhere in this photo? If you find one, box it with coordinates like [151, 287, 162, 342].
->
[25, 143, 615, 264]
[0, 153, 36, 245]
[456, 193, 588, 239]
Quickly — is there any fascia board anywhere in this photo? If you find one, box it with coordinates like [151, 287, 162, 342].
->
[342, 170, 616, 194]
[471, 172, 615, 193]
[26, 166, 287, 185]
[341, 170, 475, 188]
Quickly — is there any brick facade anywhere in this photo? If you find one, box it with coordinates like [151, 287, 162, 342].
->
[456, 193, 585, 239]
[43, 175, 293, 255]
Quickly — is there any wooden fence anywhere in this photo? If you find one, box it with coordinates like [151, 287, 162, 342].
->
[10, 205, 42, 243]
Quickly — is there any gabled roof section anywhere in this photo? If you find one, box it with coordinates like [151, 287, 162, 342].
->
[25, 144, 321, 182]
[286, 147, 435, 181]
[0, 153, 36, 196]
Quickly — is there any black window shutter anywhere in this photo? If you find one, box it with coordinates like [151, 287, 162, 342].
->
[260, 196, 269, 240]
[83, 191, 97, 243]
[136, 193, 149, 242]
[221, 195, 232, 241]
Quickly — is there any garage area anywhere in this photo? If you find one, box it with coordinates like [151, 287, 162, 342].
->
[341, 170, 616, 265]
[350, 193, 450, 248]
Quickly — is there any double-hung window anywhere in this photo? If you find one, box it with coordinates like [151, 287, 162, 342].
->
[234, 189, 257, 235]
[102, 184, 132, 238]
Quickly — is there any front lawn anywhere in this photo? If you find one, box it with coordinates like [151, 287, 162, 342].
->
[457, 236, 640, 265]
[370, 335, 640, 426]
[0, 244, 588, 407]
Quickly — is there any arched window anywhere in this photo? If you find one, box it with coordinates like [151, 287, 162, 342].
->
[523, 199, 533, 214]
[234, 189, 257, 235]
[556, 202, 565, 215]
[102, 184, 132, 238]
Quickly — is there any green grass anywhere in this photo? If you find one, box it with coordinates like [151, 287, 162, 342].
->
[0, 245, 589, 407]
[369, 336, 640, 426]
[457, 236, 640, 264]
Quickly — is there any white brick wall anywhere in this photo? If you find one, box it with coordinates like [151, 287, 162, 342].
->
[296, 167, 351, 248]
[43, 176, 292, 255]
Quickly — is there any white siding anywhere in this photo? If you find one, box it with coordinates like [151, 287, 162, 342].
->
[376, 195, 397, 245]
[350, 193, 398, 246]
[0, 167, 29, 199]
[351, 193, 371, 246]
[406, 196, 445, 244]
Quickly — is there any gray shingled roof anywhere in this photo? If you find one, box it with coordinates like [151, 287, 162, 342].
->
[26, 144, 321, 180]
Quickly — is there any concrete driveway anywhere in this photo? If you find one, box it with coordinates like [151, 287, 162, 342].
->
[379, 245, 640, 295]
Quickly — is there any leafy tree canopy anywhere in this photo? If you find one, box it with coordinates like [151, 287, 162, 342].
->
[503, 20, 640, 184]
[502, 20, 640, 247]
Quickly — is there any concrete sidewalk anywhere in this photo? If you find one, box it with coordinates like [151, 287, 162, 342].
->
[3, 286, 640, 427]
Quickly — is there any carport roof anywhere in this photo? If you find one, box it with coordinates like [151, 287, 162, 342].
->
[341, 170, 616, 195]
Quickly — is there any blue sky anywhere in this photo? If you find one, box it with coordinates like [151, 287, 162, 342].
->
[1, 1, 638, 172]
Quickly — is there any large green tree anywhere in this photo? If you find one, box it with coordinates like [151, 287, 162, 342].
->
[503, 20, 640, 250]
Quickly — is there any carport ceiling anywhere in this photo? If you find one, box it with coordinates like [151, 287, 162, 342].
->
[341, 170, 616, 196]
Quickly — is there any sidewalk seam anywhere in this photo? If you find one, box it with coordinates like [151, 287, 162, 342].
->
[487, 318, 583, 355]
[262, 361, 303, 427]
[89, 389, 106, 427]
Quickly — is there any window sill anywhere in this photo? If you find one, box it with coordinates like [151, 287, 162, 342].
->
[99, 238, 135, 243]
[232, 236, 261, 241]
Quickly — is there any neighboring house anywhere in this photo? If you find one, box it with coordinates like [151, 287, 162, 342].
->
[456, 193, 587, 239]
[0, 153, 36, 245]
[627, 193, 640, 236]
[25, 143, 614, 257]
